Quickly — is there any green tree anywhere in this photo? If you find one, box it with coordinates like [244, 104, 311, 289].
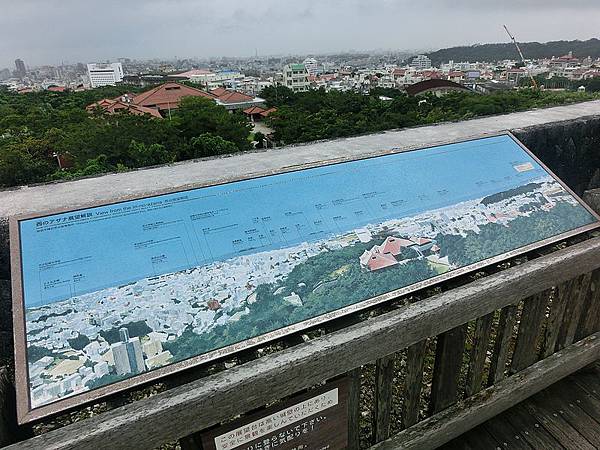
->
[0, 138, 55, 187]
[127, 140, 174, 167]
[186, 133, 239, 159]
[174, 97, 251, 151]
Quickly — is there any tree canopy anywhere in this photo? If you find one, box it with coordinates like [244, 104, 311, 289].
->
[0, 83, 598, 188]
[0, 85, 251, 188]
[263, 86, 598, 145]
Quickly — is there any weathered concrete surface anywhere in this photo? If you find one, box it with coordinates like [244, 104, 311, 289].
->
[1, 101, 600, 362]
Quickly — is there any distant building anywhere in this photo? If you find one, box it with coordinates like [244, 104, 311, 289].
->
[86, 82, 266, 118]
[302, 58, 320, 76]
[86, 97, 163, 118]
[47, 85, 67, 92]
[505, 68, 527, 84]
[283, 63, 310, 92]
[131, 82, 216, 112]
[410, 55, 432, 70]
[0, 68, 12, 81]
[14, 58, 26, 78]
[87, 62, 124, 88]
[210, 87, 265, 111]
[405, 79, 473, 97]
[243, 106, 277, 123]
[176, 69, 245, 89]
[142, 339, 162, 358]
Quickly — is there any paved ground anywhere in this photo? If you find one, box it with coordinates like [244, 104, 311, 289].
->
[251, 121, 273, 136]
[439, 363, 600, 450]
[2, 100, 600, 218]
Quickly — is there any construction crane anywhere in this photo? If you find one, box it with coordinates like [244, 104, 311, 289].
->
[503, 25, 538, 89]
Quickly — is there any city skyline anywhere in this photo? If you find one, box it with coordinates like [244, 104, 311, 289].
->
[2, 0, 600, 68]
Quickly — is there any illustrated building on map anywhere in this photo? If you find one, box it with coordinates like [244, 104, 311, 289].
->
[360, 236, 439, 272]
[112, 328, 145, 375]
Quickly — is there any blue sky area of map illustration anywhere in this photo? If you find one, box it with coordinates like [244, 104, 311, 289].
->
[19, 134, 596, 307]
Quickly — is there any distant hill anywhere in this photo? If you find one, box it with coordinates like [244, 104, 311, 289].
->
[425, 38, 600, 65]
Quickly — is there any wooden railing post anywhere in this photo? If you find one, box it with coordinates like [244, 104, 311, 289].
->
[430, 324, 468, 414]
[347, 367, 362, 450]
[577, 269, 600, 339]
[465, 312, 494, 396]
[542, 279, 574, 358]
[401, 340, 427, 429]
[563, 273, 592, 346]
[487, 304, 518, 386]
[511, 290, 551, 373]
[373, 355, 395, 443]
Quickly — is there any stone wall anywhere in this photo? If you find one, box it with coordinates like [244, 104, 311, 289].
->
[513, 116, 600, 196]
[1, 113, 600, 366]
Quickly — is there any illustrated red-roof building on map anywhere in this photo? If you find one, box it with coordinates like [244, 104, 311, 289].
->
[360, 235, 439, 272]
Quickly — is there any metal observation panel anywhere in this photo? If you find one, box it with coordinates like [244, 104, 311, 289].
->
[10, 132, 600, 422]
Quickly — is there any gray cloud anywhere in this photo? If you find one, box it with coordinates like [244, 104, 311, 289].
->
[1, 0, 599, 68]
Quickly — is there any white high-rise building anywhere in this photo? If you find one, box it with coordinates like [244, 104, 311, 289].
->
[410, 55, 432, 70]
[282, 63, 310, 92]
[87, 62, 124, 88]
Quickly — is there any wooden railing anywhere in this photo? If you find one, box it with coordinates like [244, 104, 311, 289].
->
[1, 229, 599, 450]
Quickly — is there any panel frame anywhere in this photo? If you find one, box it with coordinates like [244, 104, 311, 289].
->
[9, 131, 600, 423]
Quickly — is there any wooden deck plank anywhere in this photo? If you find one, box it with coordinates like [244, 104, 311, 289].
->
[548, 380, 600, 424]
[503, 404, 564, 450]
[437, 366, 600, 450]
[461, 425, 501, 450]
[532, 388, 600, 446]
[569, 370, 600, 401]
[522, 396, 595, 450]
[482, 413, 532, 450]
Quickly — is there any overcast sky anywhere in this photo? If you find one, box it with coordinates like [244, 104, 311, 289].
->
[1, 0, 600, 68]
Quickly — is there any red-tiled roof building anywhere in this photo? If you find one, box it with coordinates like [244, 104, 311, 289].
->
[86, 98, 163, 118]
[243, 106, 277, 121]
[211, 88, 265, 111]
[86, 82, 266, 118]
[132, 82, 216, 111]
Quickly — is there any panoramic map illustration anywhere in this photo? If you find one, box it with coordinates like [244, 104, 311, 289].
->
[17, 134, 599, 410]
